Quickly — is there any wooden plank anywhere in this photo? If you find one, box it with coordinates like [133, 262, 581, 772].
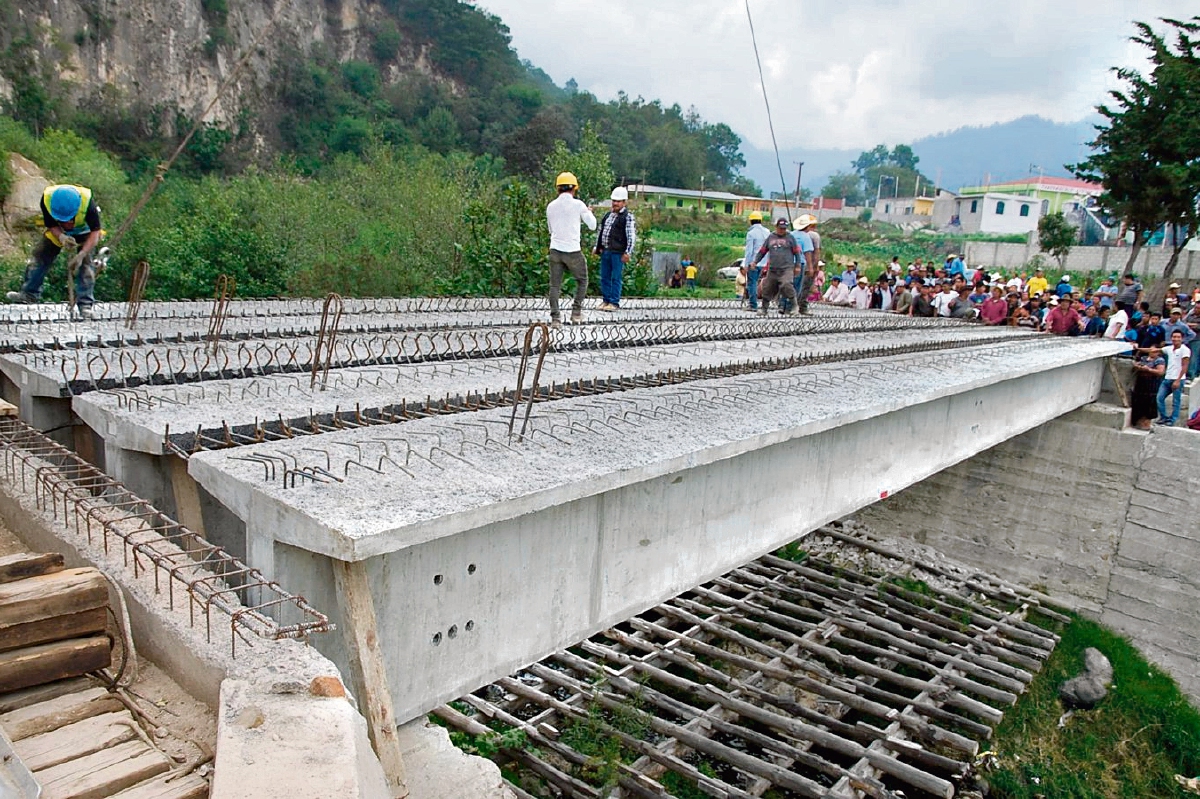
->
[333, 559, 409, 798]
[12, 710, 138, 771]
[0, 637, 111, 694]
[109, 771, 210, 799]
[0, 553, 64, 585]
[0, 608, 109, 654]
[167, 456, 207, 538]
[36, 739, 171, 799]
[0, 685, 122, 741]
[0, 677, 92, 714]
[0, 568, 108, 628]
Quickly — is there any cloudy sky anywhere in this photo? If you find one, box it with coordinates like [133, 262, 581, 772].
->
[477, 0, 1193, 152]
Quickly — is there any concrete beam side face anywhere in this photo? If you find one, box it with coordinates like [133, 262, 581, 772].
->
[272, 361, 1106, 723]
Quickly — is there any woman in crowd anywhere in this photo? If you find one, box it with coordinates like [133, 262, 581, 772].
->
[1131, 345, 1166, 430]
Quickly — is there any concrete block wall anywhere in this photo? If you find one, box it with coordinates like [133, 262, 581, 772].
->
[965, 241, 1200, 280]
[856, 404, 1200, 701]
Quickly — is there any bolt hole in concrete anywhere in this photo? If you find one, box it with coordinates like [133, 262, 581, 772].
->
[448, 624, 459, 639]
[433, 573, 443, 585]
[465, 620, 475, 632]
[467, 563, 477, 575]
[432, 631, 442, 646]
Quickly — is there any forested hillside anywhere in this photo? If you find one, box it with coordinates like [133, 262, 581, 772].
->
[0, 0, 754, 193]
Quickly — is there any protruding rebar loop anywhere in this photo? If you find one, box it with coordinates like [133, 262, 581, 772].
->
[508, 322, 551, 443]
[124, 261, 151, 329]
[206, 274, 236, 353]
[310, 293, 344, 391]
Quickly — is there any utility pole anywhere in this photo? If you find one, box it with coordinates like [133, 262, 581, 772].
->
[793, 161, 805, 211]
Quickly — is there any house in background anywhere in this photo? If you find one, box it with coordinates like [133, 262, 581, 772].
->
[932, 189, 1045, 235]
[873, 195, 935, 225]
[958, 176, 1103, 215]
[625, 184, 771, 216]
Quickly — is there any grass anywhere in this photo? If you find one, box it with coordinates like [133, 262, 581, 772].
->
[987, 614, 1200, 798]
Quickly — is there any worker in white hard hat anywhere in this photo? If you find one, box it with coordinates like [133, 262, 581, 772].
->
[789, 214, 818, 313]
[594, 186, 636, 311]
[546, 172, 597, 327]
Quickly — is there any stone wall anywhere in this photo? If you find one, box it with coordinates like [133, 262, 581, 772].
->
[856, 403, 1200, 701]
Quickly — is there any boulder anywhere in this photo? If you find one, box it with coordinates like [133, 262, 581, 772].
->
[1059, 647, 1113, 709]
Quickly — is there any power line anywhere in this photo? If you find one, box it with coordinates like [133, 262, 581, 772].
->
[744, 0, 792, 224]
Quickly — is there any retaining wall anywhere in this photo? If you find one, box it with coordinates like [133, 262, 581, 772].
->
[856, 403, 1200, 702]
[965, 241, 1200, 279]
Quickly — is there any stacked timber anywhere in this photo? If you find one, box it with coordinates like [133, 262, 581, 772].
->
[0, 553, 112, 692]
[0, 553, 208, 798]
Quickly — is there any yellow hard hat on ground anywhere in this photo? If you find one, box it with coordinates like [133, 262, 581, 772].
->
[555, 172, 579, 189]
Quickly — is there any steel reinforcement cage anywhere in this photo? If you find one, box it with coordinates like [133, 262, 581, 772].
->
[0, 417, 333, 656]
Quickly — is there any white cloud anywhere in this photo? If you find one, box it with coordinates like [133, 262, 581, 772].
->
[477, 0, 1194, 150]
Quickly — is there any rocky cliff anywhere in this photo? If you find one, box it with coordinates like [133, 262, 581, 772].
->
[0, 0, 439, 138]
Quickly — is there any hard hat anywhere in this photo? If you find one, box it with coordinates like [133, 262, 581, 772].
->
[555, 172, 579, 189]
[1061, 275, 1071, 282]
[793, 214, 817, 229]
[610, 187, 628, 201]
[49, 186, 82, 222]
[748, 211, 763, 222]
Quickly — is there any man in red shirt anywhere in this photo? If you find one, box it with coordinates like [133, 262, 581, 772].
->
[1045, 297, 1082, 335]
[979, 285, 1009, 326]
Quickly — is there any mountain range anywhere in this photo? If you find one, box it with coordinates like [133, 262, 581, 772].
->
[740, 115, 1103, 198]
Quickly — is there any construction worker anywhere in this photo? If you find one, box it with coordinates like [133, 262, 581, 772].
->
[790, 214, 818, 313]
[594, 186, 636, 311]
[546, 172, 596, 327]
[742, 212, 769, 312]
[7, 185, 102, 319]
[752, 218, 801, 316]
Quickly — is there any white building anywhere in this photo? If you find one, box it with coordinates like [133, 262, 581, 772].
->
[932, 190, 1044, 235]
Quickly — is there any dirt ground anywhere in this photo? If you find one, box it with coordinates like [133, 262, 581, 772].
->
[0, 519, 217, 780]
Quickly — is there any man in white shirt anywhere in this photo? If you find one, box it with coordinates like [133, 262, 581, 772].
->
[546, 172, 597, 327]
[1156, 329, 1191, 426]
[932, 283, 957, 317]
[848, 276, 872, 309]
[1104, 303, 1130, 340]
[822, 276, 850, 305]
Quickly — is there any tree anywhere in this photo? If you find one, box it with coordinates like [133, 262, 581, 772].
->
[1072, 15, 1200, 299]
[541, 122, 614, 204]
[850, 144, 934, 201]
[820, 171, 866, 206]
[1038, 211, 1077, 269]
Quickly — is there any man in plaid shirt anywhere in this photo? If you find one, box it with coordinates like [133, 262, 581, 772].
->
[593, 187, 637, 311]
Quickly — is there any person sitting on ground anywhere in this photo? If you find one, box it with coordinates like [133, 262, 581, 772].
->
[822, 275, 850, 305]
[668, 268, 683, 289]
[1015, 306, 1039, 330]
[6, 184, 104, 319]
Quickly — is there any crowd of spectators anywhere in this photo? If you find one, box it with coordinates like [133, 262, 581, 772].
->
[812, 258, 1200, 426]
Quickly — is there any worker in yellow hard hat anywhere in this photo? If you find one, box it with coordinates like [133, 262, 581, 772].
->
[742, 211, 769, 312]
[545, 172, 596, 327]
